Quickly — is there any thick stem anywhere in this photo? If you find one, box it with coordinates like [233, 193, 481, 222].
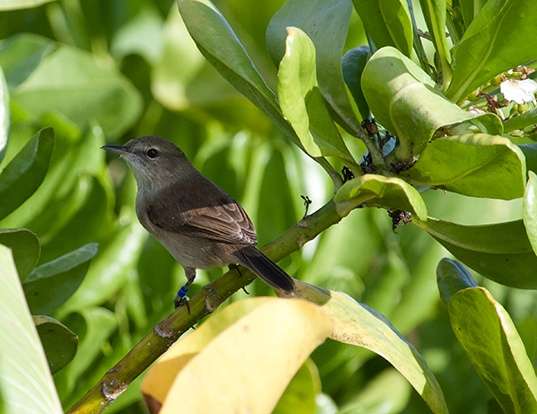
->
[67, 200, 344, 414]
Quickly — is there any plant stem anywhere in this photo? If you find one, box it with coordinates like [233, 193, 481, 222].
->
[67, 200, 344, 414]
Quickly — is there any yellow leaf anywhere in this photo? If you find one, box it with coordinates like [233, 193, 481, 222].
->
[154, 298, 331, 414]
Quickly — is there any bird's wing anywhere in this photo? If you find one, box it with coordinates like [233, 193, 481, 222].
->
[146, 181, 256, 246]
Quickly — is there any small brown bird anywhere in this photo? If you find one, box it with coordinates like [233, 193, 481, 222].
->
[103, 136, 295, 308]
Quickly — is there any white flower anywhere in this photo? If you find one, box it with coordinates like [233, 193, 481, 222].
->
[500, 79, 537, 104]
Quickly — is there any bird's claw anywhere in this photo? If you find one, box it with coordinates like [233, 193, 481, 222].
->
[174, 285, 191, 313]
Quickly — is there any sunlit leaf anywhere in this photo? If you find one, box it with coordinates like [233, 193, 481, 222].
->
[277, 27, 354, 161]
[0, 127, 54, 220]
[34, 315, 77, 374]
[0, 246, 62, 414]
[335, 174, 427, 220]
[146, 299, 331, 413]
[267, 0, 361, 133]
[323, 291, 448, 414]
[403, 134, 526, 200]
[361, 47, 501, 159]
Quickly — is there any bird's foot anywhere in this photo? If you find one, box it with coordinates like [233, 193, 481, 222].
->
[229, 264, 249, 294]
[174, 285, 191, 313]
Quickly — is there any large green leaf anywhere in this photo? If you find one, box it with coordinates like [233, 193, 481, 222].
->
[417, 218, 537, 289]
[0, 34, 142, 137]
[335, 174, 427, 220]
[267, 0, 361, 134]
[419, 0, 451, 88]
[277, 27, 353, 161]
[361, 47, 501, 159]
[323, 290, 448, 414]
[0, 0, 56, 10]
[524, 171, 537, 255]
[352, 0, 413, 57]
[0, 246, 62, 414]
[0, 67, 8, 162]
[24, 243, 98, 314]
[403, 134, 526, 199]
[0, 228, 39, 279]
[34, 315, 78, 374]
[446, 1, 537, 103]
[437, 259, 537, 413]
[0, 127, 54, 220]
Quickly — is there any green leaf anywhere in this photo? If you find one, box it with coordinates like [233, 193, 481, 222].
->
[0, 246, 62, 414]
[342, 45, 370, 121]
[273, 360, 320, 414]
[267, 0, 361, 133]
[323, 291, 448, 414]
[0, 228, 39, 279]
[523, 171, 537, 255]
[177, 0, 288, 133]
[361, 47, 501, 159]
[34, 315, 77, 374]
[335, 174, 427, 220]
[0, 34, 54, 89]
[277, 27, 354, 161]
[24, 243, 98, 314]
[417, 218, 537, 289]
[1, 34, 142, 137]
[352, 0, 413, 57]
[446, 1, 537, 103]
[0, 0, 56, 10]
[0, 127, 54, 220]
[447, 286, 537, 413]
[58, 221, 146, 315]
[403, 134, 526, 199]
[338, 369, 411, 414]
[419, 0, 452, 89]
[0, 67, 8, 162]
[436, 257, 478, 303]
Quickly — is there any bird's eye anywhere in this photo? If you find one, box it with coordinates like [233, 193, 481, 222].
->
[146, 148, 159, 158]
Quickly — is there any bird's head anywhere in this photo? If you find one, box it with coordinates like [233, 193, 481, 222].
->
[102, 136, 189, 191]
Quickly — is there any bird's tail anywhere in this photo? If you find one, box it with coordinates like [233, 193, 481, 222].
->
[234, 246, 295, 293]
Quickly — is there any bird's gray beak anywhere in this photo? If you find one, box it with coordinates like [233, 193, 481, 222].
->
[101, 144, 129, 154]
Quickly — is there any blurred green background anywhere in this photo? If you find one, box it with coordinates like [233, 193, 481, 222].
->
[0, 1, 535, 413]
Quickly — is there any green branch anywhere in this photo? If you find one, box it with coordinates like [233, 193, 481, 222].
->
[67, 200, 344, 414]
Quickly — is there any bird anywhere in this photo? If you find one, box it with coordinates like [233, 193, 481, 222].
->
[102, 136, 295, 308]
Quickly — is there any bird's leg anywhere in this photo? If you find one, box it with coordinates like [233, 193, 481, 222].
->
[229, 263, 249, 294]
[174, 267, 196, 312]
